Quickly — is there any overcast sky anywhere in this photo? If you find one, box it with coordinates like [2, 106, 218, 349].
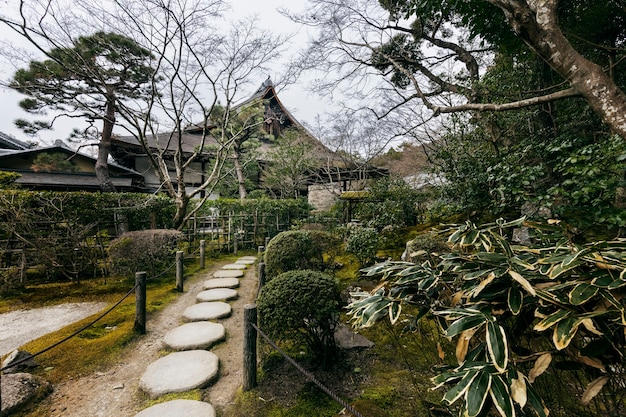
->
[0, 0, 329, 146]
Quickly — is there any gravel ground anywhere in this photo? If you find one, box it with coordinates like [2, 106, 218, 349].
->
[0, 302, 108, 356]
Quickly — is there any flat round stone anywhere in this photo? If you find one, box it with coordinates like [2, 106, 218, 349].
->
[163, 322, 225, 351]
[203, 278, 240, 289]
[139, 350, 219, 398]
[221, 263, 247, 270]
[135, 399, 216, 417]
[213, 269, 244, 278]
[196, 288, 238, 302]
[235, 258, 256, 265]
[182, 302, 231, 322]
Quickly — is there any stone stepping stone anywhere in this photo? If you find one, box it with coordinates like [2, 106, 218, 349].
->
[213, 269, 244, 278]
[139, 350, 219, 398]
[135, 399, 216, 417]
[235, 258, 256, 265]
[163, 322, 225, 351]
[238, 256, 257, 261]
[221, 263, 247, 270]
[182, 302, 231, 322]
[196, 288, 238, 302]
[203, 278, 240, 289]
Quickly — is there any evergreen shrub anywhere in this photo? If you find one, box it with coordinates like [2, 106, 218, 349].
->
[257, 269, 341, 362]
[108, 229, 185, 276]
[345, 226, 380, 266]
[263, 230, 337, 278]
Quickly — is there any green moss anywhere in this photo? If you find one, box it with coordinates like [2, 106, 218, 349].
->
[138, 389, 203, 410]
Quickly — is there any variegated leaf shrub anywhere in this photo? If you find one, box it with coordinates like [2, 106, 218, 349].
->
[348, 218, 626, 417]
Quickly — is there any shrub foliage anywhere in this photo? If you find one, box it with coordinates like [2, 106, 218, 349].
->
[345, 226, 380, 266]
[108, 229, 185, 276]
[348, 218, 626, 417]
[257, 269, 341, 361]
[264, 230, 336, 278]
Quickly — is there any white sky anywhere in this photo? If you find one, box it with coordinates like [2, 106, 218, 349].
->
[0, 0, 329, 146]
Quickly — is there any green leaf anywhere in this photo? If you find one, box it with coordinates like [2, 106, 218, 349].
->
[508, 270, 536, 296]
[568, 283, 598, 305]
[465, 370, 492, 417]
[443, 370, 478, 404]
[534, 309, 570, 332]
[507, 287, 523, 315]
[446, 315, 487, 338]
[486, 321, 508, 372]
[553, 317, 582, 350]
[526, 381, 549, 417]
[389, 302, 401, 325]
[489, 374, 515, 417]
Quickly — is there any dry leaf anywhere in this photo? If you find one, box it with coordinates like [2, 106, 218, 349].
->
[510, 371, 527, 408]
[581, 376, 609, 405]
[437, 342, 445, 361]
[529, 353, 552, 383]
[578, 355, 605, 372]
[455, 327, 477, 364]
[581, 318, 603, 336]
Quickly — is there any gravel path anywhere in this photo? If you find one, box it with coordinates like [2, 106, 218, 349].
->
[15, 259, 258, 416]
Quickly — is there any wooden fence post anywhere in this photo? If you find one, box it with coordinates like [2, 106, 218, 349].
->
[134, 271, 147, 334]
[257, 262, 266, 295]
[243, 304, 257, 391]
[199, 239, 206, 269]
[176, 251, 184, 292]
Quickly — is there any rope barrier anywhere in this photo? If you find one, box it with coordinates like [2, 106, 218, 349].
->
[251, 322, 367, 417]
[1, 282, 139, 373]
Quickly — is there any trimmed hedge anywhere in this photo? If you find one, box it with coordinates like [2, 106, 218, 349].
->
[257, 269, 341, 362]
[108, 229, 185, 276]
[263, 230, 338, 278]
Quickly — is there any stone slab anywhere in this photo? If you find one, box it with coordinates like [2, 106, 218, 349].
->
[135, 399, 215, 417]
[163, 322, 226, 351]
[139, 350, 219, 398]
[196, 288, 238, 302]
[235, 258, 256, 265]
[212, 269, 244, 278]
[221, 263, 247, 270]
[182, 302, 231, 322]
[238, 256, 257, 261]
[203, 278, 240, 289]
[0, 373, 52, 416]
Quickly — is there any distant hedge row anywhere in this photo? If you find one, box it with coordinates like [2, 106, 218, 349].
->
[199, 197, 312, 220]
[0, 190, 177, 231]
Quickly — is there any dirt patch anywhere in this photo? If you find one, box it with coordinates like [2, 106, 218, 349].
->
[20, 260, 257, 417]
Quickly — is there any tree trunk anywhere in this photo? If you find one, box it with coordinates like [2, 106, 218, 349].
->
[96, 97, 117, 192]
[490, 0, 626, 140]
[173, 193, 190, 231]
[232, 144, 248, 199]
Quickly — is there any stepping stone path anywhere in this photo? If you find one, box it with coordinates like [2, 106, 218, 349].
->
[221, 263, 248, 270]
[182, 302, 232, 322]
[196, 288, 238, 302]
[134, 256, 256, 416]
[213, 269, 244, 278]
[203, 277, 240, 289]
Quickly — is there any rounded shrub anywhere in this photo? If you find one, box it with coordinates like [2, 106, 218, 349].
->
[108, 229, 185, 276]
[263, 230, 337, 278]
[257, 269, 341, 363]
[345, 226, 380, 266]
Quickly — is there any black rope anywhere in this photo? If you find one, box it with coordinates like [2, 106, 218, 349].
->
[251, 322, 367, 417]
[1, 282, 139, 373]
